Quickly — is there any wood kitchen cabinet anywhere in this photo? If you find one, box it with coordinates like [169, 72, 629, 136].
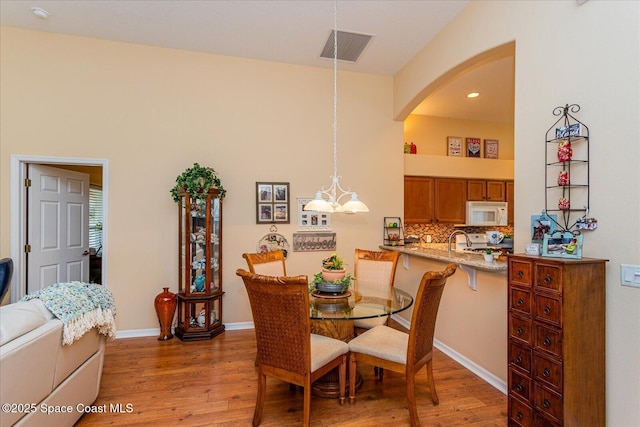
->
[507, 254, 606, 426]
[468, 179, 506, 201]
[404, 176, 435, 223]
[434, 178, 466, 223]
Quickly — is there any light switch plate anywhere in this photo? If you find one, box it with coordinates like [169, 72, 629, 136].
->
[620, 264, 640, 288]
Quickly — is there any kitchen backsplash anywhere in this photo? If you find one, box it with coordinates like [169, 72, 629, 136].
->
[405, 223, 514, 244]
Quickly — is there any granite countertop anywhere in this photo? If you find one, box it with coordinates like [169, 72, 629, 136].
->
[379, 243, 508, 272]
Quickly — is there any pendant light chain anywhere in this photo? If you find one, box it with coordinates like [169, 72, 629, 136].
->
[333, 0, 338, 181]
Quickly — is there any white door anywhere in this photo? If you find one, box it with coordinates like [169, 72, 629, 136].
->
[28, 164, 90, 292]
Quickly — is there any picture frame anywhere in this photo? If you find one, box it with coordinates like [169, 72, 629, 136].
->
[297, 198, 331, 231]
[542, 231, 583, 259]
[256, 182, 290, 224]
[447, 136, 463, 157]
[292, 232, 337, 252]
[531, 214, 558, 243]
[484, 139, 499, 159]
[466, 137, 481, 157]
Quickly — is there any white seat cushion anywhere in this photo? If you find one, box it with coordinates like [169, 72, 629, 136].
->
[310, 333, 348, 373]
[353, 316, 387, 330]
[348, 325, 408, 365]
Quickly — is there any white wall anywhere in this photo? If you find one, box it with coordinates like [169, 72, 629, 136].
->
[394, 1, 640, 425]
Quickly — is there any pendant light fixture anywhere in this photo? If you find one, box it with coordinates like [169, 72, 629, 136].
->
[304, 0, 369, 215]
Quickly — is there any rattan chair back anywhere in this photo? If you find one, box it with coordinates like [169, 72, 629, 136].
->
[408, 263, 457, 367]
[353, 249, 400, 296]
[242, 250, 287, 276]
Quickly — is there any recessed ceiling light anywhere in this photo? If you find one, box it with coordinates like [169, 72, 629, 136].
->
[466, 92, 480, 98]
[31, 7, 50, 20]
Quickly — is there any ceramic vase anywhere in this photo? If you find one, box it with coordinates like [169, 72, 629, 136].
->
[154, 287, 177, 341]
[321, 268, 346, 282]
[483, 253, 494, 263]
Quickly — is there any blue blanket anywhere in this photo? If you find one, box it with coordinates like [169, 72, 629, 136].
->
[21, 282, 116, 345]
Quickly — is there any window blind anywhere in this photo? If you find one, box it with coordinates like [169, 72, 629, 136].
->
[89, 186, 103, 251]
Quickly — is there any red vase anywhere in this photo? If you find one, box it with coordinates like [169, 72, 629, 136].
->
[154, 287, 177, 341]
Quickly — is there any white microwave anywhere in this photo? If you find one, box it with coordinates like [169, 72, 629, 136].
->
[465, 201, 508, 226]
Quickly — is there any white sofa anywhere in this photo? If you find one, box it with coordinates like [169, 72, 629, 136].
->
[0, 299, 106, 426]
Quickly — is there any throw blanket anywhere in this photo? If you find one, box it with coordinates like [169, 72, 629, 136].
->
[21, 282, 116, 345]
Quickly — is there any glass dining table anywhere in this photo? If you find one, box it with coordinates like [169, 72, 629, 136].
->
[308, 286, 414, 398]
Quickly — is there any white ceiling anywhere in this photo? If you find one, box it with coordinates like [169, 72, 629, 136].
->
[0, 0, 513, 123]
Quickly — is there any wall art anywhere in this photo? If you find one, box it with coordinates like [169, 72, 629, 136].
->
[292, 232, 336, 252]
[256, 182, 290, 224]
[297, 198, 331, 231]
[466, 137, 481, 157]
[447, 136, 463, 156]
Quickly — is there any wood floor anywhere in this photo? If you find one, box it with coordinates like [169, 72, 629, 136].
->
[76, 323, 507, 426]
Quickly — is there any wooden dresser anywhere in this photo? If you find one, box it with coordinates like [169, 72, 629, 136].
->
[507, 254, 606, 426]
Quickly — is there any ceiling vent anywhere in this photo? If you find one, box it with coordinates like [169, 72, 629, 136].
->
[320, 30, 373, 63]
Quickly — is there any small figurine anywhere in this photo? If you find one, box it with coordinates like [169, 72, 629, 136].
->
[197, 308, 206, 327]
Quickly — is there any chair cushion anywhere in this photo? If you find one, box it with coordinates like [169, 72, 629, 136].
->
[310, 333, 348, 373]
[348, 325, 408, 365]
[353, 316, 387, 330]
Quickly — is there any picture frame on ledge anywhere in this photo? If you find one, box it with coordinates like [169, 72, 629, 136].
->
[542, 231, 583, 259]
[466, 137, 481, 157]
[484, 139, 499, 159]
[256, 182, 290, 224]
[447, 136, 463, 157]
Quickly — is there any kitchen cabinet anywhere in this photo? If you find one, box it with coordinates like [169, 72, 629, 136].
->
[506, 181, 515, 224]
[507, 254, 606, 426]
[468, 179, 506, 201]
[175, 188, 225, 341]
[404, 176, 434, 224]
[434, 178, 466, 223]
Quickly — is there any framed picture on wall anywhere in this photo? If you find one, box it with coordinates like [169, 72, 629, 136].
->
[484, 139, 499, 159]
[297, 198, 331, 231]
[256, 182, 290, 224]
[447, 136, 463, 156]
[466, 137, 481, 157]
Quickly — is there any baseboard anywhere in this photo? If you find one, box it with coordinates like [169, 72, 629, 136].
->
[116, 320, 506, 395]
[433, 338, 507, 395]
[390, 314, 506, 395]
[115, 322, 253, 339]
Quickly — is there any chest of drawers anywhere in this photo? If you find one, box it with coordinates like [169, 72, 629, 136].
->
[507, 254, 606, 426]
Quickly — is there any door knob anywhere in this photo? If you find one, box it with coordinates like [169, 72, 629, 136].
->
[82, 251, 90, 256]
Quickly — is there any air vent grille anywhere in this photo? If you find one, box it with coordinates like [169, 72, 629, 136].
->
[320, 30, 373, 63]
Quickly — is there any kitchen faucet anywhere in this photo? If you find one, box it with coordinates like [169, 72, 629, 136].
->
[448, 230, 472, 258]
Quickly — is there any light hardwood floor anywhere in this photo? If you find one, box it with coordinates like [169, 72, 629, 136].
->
[76, 322, 507, 426]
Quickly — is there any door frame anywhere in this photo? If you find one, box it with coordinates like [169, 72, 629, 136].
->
[10, 155, 109, 302]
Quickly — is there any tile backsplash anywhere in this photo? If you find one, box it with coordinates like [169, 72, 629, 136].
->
[405, 223, 514, 244]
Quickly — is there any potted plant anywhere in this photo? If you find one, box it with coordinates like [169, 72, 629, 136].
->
[170, 163, 226, 204]
[321, 253, 346, 281]
[483, 248, 494, 262]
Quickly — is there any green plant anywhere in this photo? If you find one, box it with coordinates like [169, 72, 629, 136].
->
[485, 248, 494, 255]
[170, 163, 226, 203]
[322, 253, 345, 270]
[312, 272, 355, 288]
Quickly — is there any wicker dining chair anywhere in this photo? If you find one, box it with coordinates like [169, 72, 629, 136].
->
[347, 263, 457, 427]
[236, 269, 348, 426]
[352, 249, 401, 334]
[242, 250, 287, 276]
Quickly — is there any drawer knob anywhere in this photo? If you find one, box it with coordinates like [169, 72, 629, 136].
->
[544, 337, 552, 346]
[516, 354, 523, 364]
[543, 398, 551, 408]
[544, 305, 551, 314]
[517, 298, 524, 306]
[517, 411, 524, 420]
[517, 270, 524, 278]
[544, 274, 552, 284]
[517, 327, 524, 335]
[543, 368, 550, 377]
[516, 383, 524, 392]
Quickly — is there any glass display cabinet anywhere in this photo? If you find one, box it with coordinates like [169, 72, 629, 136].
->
[175, 188, 225, 341]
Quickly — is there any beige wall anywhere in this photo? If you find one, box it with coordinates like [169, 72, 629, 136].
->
[0, 27, 403, 330]
[394, 1, 640, 425]
[404, 114, 514, 159]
